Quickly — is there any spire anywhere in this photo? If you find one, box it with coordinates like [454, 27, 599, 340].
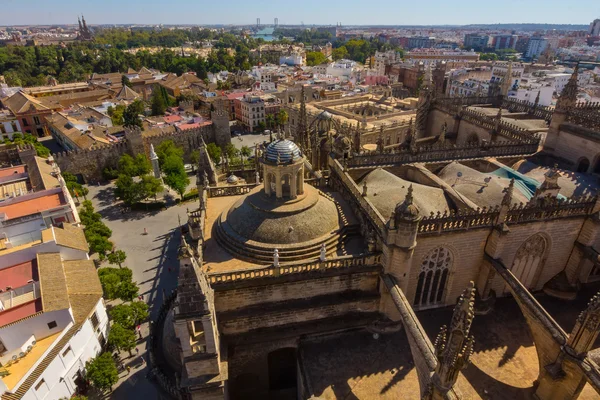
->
[82, 15, 88, 30]
[494, 107, 503, 132]
[567, 290, 600, 357]
[394, 185, 420, 222]
[534, 91, 540, 107]
[557, 64, 579, 111]
[437, 122, 447, 144]
[501, 178, 515, 207]
[377, 125, 384, 154]
[430, 282, 476, 397]
[500, 62, 513, 97]
[78, 17, 82, 32]
[423, 63, 433, 91]
[296, 86, 308, 150]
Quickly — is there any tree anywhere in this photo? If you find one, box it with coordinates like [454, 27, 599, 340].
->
[107, 250, 127, 268]
[479, 53, 499, 61]
[121, 75, 132, 88]
[79, 201, 113, 258]
[206, 142, 222, 164]
[85, 352, 118, 392]
[162, 154, 189, 199]
[155, 140, 184, 167]
[332, 46, 349, 61]
[62, 172, 89, 200]
[139, 174, 163, 201]
[306, 51, 327, 66]
[107, 104, 126, 126]
[276, 109, 288, 131]
[151, 87, 167, 116]
[240, 145, 252, 166]
[98, 267, 138, 301]
[224, 143, 238, 161]
[117, 154, 151, 177]
[265, 114, 275, 130]
[108, 322, 137, 357]
[110, 302, 149, 329]
[123, 99, 144, 129]
[190, 149, 200, 172]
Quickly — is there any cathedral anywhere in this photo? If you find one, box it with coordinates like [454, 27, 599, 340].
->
[152, 65, 600, 399]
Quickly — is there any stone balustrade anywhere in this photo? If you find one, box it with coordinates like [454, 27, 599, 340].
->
[207, 183, 260, 198]
[208, 252, 383, 285]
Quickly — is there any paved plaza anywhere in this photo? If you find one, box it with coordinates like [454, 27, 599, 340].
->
[86, 182, 191, 400]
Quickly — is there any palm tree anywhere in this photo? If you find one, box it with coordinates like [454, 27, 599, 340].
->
[266, 114, 275, 131]
[276, 109, 288, 133]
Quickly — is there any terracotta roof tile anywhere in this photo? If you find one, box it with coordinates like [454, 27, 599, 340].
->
[36, 253, 69, 312]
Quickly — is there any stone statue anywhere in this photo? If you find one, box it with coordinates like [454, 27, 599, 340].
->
[273, 249, 280, 267]
[320, 243, 327, 261]
[255, 170, 260, 184]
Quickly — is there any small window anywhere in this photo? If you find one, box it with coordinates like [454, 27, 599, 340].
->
[90, 312, 99, 329]
[35, 379, 46, 391]
[33, 116, 41, 125]
[22, 118, 29, 127]
[62, 346, 72, 357]
[47, 321, 57, 329]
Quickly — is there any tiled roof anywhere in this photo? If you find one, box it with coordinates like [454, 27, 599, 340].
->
[2, 91, 50, 114]
[52, 224, 89, 252]
[0, 191, 65, 220]
[37, 253, 70, 312]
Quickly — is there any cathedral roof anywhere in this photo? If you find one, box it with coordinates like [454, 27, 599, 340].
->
[359, 168, 449, 219]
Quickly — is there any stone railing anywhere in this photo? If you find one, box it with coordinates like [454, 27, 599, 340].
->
[505, 196, 596, 224]
[418, 207, 499, 234]
[330, 158, 387, 234]
[417, 197, 597, 236]
[434, 95, 500, 111]
[305, 176, 330, 188]
[346, 139, 539, 168]
[207, 183, 260, 198]
[501, 97, 554, 122]
[566, 108, 600, 132]
[460, 108, 539, 144]
[208, 252, 382, 285]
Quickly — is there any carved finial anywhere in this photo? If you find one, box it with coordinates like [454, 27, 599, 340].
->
[567, 290, 600, 356]
[438, 122, 447, 143]
[502, 178, 515, 207]
[450, 281, 476, 334]
[320, 243, 327, 261]
[273, 248, 280, 267]
[362, 180, 368, 196]
[394, 184, 420, 223]
[534, 91, 540, 107]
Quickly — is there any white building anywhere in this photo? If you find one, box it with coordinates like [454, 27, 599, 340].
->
[325, 60, 358, 79]
[0, 110, 21, 141]
[0, 157, 108, 400]
[279, 53, 304, 66]
[545, 73, 570, 94]
[510, 85, 554, 106]
[446, 78, 489, 97]
[491, 63, 525, 90]
[526, 37, 548, 59]
[237, 94, 265, 132]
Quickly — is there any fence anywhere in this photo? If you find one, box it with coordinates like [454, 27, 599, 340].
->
[208, 253, 382, 285]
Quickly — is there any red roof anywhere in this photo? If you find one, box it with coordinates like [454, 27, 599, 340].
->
[163, 115, 183, 124]
[226, 92, 246, 100]
[0, 299, 43, 327]
[178, 121, 212, 131]
[0, 165, 26, 178]
[0, 260, 38, 289]
[0, 192, 66, 220]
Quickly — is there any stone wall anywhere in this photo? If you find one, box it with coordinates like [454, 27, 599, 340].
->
[551, 125, 600, 172]
[214, 270, 379, 312]
[52, 121, 231, 182]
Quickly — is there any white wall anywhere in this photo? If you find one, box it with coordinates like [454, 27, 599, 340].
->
[0, 242, 88, 272]
[17, 300, 108, 400]
[512, 86, 554, 106]
[0, 309, 73, 361]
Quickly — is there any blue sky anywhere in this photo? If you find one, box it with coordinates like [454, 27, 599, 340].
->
[0, 0, 596, 26]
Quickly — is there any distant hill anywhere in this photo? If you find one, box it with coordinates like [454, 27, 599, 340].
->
[460, 23, 589, 31]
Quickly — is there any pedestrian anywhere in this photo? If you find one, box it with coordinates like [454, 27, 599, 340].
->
[126, 365, 131, 375]
[143, 227, 148, 235]
[136, 347, 140, 355]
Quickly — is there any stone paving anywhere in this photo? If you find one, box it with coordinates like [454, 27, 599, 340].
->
[86, 182, 194, 400]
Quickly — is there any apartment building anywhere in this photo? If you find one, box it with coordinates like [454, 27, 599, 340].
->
[235, 94, 265, 132]
[0, 156, 107, 400]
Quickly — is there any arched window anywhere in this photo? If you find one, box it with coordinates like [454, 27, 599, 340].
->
[510, 234, 546, 289]
[577, 158, 590, 173]
[266, 173, 276, 197]
[414, 247, 452, 307]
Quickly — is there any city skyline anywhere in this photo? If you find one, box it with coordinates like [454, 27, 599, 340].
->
[0, 0, 597, 27]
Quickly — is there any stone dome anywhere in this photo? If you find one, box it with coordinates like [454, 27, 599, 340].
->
[317, 110, 333, 120]
[226, 174, 239, 184]
[224, 185, 339, 245]
[264, 139, 302, 164]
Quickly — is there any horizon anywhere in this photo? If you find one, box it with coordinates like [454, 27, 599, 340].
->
[0, 0, 597, 27]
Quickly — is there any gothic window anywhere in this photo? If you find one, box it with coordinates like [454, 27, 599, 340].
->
[510, 234, 546, 289]
[414, 247, 452, 307]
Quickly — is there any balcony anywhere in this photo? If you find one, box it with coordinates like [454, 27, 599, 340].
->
[0, 281, 41, 311]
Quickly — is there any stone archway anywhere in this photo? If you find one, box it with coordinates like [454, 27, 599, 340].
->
[281, 174, 291, 198]
[576, 157, 590, 173]
[268, 347, 297, 394]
